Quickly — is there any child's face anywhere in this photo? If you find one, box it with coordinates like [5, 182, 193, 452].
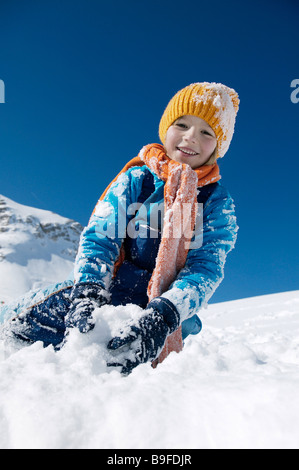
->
[164, 115, 217, 168]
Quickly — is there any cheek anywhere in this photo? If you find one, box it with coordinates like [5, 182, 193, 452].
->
[203, 138, 217, 155]
[164, 128, 176, 151]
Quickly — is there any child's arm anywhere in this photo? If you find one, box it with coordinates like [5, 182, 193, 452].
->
[66, 169, 140, 331]
[106, 184, 238, 375]
[161, 184, 238, 321]
[73, 171, 138, 288]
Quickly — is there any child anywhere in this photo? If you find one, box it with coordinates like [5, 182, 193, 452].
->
[0, 82, 239, 374]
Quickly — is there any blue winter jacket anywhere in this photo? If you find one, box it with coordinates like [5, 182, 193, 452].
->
[0, 165, 237, 344]
[74, 165, 238, 340]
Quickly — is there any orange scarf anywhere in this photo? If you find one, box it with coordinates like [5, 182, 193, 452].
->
[98, 143, 221, 365]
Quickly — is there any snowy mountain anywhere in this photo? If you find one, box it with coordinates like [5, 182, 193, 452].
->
[0, 289, 298, 449]
[0, 194, 83, 304]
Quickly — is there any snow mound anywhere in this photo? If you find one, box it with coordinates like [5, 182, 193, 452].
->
[0, 290, 298, 449]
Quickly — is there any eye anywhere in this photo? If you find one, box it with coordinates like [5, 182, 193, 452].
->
[176, 122, 187, 129]
[174, 120, 188, 129]
[201, 129, 214, 137]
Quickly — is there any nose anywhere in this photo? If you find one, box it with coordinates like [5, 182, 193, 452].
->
[183, 126, 197, 143]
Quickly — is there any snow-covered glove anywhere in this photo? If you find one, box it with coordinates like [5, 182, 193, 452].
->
[65, 282, 109, 333]
[106, 297, 180, 375]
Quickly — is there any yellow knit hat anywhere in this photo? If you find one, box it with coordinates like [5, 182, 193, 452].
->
[159, 82, 240, 158]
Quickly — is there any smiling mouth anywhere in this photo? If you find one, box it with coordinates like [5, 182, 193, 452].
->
[176, 147, 198, 156]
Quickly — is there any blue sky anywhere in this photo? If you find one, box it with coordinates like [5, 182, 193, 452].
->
[0, 0, 298, 303]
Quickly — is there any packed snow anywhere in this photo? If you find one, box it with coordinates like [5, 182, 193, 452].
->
[0, 290, 299, 449]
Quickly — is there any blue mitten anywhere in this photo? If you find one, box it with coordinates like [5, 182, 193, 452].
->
[65, 282, 109, 333]
[107, 297, 180, 375]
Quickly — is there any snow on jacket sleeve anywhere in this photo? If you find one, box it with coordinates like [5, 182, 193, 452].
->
[161, 183, 238, 322]
[73, 169, 143, 288]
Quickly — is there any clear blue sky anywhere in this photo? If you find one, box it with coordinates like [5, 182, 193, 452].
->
[0, 0, 298, 303]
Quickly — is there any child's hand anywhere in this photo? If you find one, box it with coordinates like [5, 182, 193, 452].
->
[65, 282, 109, 333]
[106, 298, 180, 375]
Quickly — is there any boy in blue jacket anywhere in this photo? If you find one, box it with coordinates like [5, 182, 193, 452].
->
[1, 82, 239, 374]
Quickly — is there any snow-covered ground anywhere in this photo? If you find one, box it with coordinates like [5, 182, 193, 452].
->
[1, 195, 298, 449]
[1, 289, 298, 449]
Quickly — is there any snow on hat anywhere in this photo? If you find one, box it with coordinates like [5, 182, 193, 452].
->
[159, 82, 240, 158]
